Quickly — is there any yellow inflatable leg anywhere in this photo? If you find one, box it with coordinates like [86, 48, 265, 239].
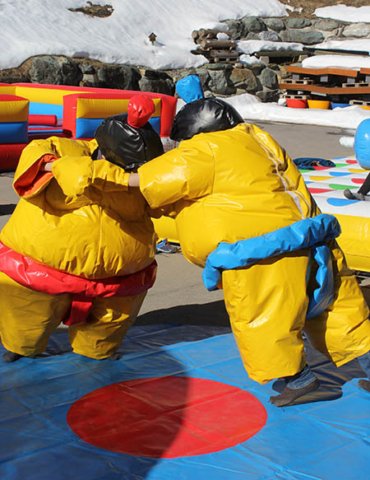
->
[0, 272, 70, 356]
[68, 292, 147, 359]
[222, 252, 310, 384]
[305, 244, 370, 366]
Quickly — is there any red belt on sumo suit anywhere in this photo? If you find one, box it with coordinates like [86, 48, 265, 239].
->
[0, 242, 157, 326]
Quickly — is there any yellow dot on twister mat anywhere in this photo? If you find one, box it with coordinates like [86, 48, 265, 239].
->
[348, 168, 367, 173]
[307, 176, 332, 182]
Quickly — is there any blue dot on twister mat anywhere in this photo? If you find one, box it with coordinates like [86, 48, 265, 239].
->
[327, 198, 358, 207]
[328, 172, 351, 177]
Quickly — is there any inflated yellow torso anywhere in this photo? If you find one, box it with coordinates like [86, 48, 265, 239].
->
[139, 123, 319, 266]
[1, 137, 156, 278]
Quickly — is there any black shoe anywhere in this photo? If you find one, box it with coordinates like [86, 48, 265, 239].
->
[343, 189, 368, 201]
[108, 352, 122, 360]
[2, 351, 23, 363]
[343, 189, 356, 200]
[358, 379, 370, 392]
[269, 379, 320, 407]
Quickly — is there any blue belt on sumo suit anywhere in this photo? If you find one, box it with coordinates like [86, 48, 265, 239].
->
[202, 214, 341, 319]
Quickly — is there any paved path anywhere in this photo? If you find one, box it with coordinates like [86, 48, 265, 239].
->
[1, 122, 367, 319]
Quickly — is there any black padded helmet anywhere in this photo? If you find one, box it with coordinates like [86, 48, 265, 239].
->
[170, 97, 244, 142]
[95, 95, 164, 172]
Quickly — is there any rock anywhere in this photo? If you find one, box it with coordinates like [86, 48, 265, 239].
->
[246, 32, 260, 40]
[312, 19, 341, 31]
[80, 64, 97, 74]
[286, 18, 312, 29]
[28, 55, 82, 85]
[250, 63, 266, 76]
[256, 88, 279, 102]
[207, 68, 236, 96]
[230, 67, 260, 94]
[241, 16, 266, 34]
[342, 23, 370, 38]
[257, 31, 281, 42]
[96, 64, 141, 90]
[280, 29, 324, 45]
[138, 69, 175, 95]
[0, 67, 29, 83]
[223, 19, 244, 40]
[258, 68, 279, 90]
[263, 17, 286, 32]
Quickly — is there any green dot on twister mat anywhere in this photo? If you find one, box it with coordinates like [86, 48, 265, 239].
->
[328, 184, 356, 190]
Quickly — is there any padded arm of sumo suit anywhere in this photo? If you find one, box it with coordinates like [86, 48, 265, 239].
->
[13, 152, 56, 199]
[13, 137, 72, 199]
[51, 157, 131, 201]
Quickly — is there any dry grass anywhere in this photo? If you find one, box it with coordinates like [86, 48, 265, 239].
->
[284, 0, 370, 18]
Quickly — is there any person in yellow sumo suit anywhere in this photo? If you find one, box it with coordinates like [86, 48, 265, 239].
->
[0, 95, 163, 363]
[129, 95, 370, 406]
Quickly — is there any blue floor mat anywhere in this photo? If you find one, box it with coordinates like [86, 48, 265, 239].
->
[0, 307, 368, 480]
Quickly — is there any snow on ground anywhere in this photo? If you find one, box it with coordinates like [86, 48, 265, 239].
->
[302, 53, 370, 70]
[0, 0, 287, 70]
[225, 94, 370, 132]
[238, 40, 303, 55]
[1, 1, 370, 130]
[315, 6, 370, 23]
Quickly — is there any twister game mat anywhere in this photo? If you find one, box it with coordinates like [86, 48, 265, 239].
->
[300, 157, 370, 273]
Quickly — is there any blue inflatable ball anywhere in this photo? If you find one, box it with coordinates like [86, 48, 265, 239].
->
[354, 118, 370, 169]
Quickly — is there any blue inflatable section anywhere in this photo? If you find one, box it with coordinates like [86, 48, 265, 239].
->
[76, 116, 161, 139]
[203, 214, 340, 318]
[0, 315, 368, 480]
[0, 122, 28, 143]
[354, 118, 370, 169]
[148, 116, 161, 134]
[307, 244, 334, 319]
[28, 128, 64, 138]
[29, 102, 64, 119]
[76, 117, 106, 138]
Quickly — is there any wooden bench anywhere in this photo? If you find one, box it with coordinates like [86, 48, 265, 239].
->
[279, 82, 370, 95]
[360, 68, 370, 83]
[280, 65, 370, 102]
[284, 65, 359, 85]
[286, 65, 359, 78]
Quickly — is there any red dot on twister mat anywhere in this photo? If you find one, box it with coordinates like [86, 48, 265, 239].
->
[309, 187, 332, 194]
[67, 376, 267, 458]
[352, 178, 365, 184]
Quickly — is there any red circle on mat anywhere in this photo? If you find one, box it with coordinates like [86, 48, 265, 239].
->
[352, 178, 365, 184]
[67, 376, 267, 458]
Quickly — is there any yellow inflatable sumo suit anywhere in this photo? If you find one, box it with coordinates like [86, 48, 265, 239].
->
[138, 98, 370, 390]
[0, 98, 162, 361]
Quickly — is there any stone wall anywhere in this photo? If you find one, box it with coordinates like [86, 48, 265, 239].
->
[0, 15, 369, 102]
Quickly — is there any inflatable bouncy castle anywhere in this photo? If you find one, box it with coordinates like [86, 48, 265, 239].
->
[0, 83, 177, 171]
